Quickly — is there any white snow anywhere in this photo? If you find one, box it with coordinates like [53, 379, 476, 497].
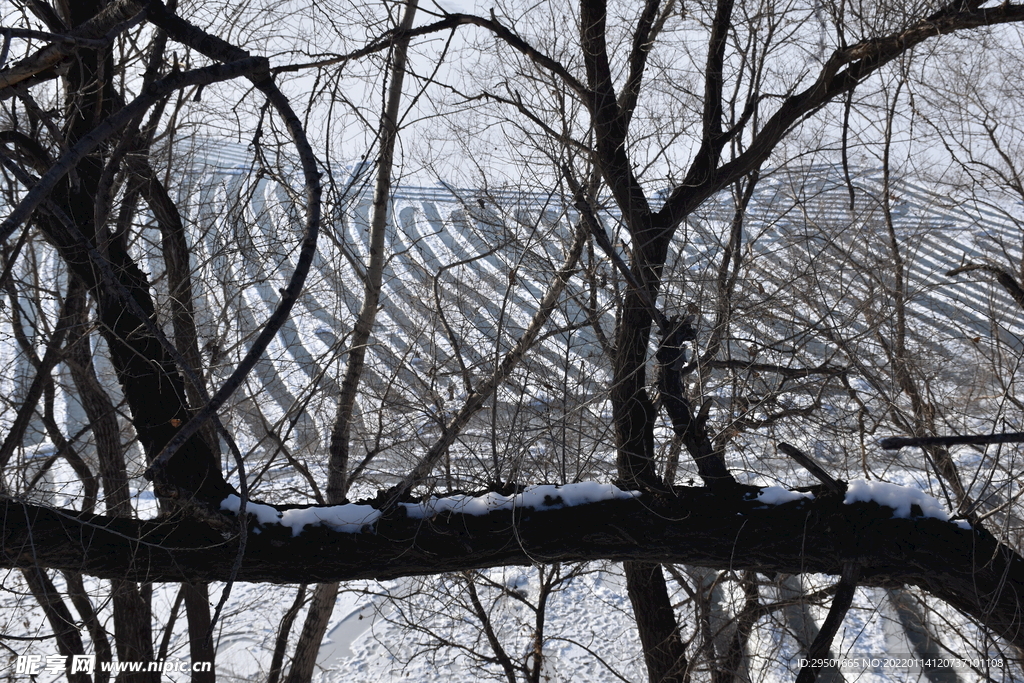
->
[219, 483, 636, 535]
[757, 486, 815, 505]
[400, 482, 640, 518]
[220, 495, 382, 535]
[844, 480, 971, 529]
[279, 506, 383, 535]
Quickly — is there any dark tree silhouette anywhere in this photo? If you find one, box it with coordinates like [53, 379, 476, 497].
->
[2, 1, 1024, 682]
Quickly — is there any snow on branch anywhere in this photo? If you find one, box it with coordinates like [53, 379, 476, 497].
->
[844, 480, 970, 529]
[4, 483, 1020, 656]
[220, 483, 640, 536]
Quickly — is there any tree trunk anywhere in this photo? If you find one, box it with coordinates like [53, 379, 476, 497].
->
[182, 583, 215, 683]
[286, 2, 419, 680]
[625, 562, 689, 683]
[283, 582, 339, 683]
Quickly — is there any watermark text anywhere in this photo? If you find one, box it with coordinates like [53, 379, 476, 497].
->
[14, 655, 212, 676]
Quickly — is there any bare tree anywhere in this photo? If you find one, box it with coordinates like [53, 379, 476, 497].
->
[3, 1, 1024, 682]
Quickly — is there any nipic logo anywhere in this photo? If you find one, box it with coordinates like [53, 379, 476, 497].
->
[13, 655, 210, 676]
[14, 655, 95, 675]
[70, 655, 96, 674]
[14, 655, 40, 674]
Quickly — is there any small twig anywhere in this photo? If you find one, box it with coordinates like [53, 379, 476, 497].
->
[777, 443, 843, 494]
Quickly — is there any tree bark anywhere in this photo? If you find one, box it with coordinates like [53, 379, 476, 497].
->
[181, 583, 215, 683]
[626, 562, 689, 683]
[283, 582, 338, 683]
[3, 487, 1021, 650]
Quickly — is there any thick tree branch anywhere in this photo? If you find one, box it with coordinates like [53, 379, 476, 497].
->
[2, 488, 1021, 649]
[0, 0, 146, 93]
[704, 359, 848, 379]
[327, 0, 419, 502]
[682, 0, 736, 189]
[144, 7, 322, 503]
[580, 0, 651, 226]
[271, 13, 587, 99]
[881, 431, 1024, 450]
[777, 443, 842, 494]
[617, 0, 665, 126]
[562, 165, 667, 331]
[626, 561, 689, 683]
[657, 318, 734, 486]
[795, 565, 859, 683]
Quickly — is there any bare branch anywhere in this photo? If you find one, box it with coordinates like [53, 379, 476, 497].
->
[383, 219, 588, 508]
[880, 432, 1024, 450]
[0, 0, 147, 92]
[948, 262, 1024, 311]
[777, 443, 843, 494]
[658, 2, 1024, 228]
[794, 565, 859, 683]
[0, 57, 271, 244]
